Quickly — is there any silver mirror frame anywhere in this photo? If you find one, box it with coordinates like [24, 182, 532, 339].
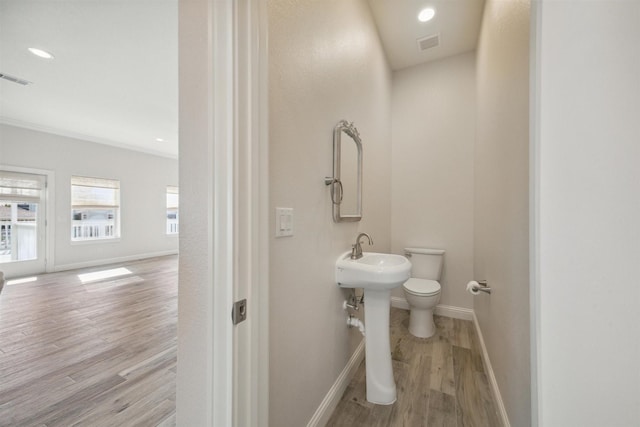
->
[324, 120, 362, 222]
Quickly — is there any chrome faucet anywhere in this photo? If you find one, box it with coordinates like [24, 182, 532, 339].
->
[351, 232, 373, 260]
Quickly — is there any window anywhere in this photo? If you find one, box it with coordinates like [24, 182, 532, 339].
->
[71, 176, 120, 241]
[166, 186, 179, 235]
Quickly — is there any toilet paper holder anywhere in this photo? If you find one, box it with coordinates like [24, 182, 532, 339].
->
[474, 280, 491, 294]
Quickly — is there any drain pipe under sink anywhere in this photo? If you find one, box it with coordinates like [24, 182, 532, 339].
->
[347, 314, 365, 336]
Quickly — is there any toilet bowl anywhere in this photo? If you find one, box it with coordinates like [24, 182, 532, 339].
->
[403, 278, 441, 338]
[402, 248, 445, 339]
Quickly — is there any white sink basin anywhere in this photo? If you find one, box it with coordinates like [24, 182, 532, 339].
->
[335, 251, 411, 290]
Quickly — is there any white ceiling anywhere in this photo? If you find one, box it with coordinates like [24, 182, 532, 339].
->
[368, 0, 485, 71]
[0, 1, 483, 159]
[0, 0, 178, 158]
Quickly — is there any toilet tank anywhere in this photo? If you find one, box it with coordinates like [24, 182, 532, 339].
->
[404, 248, 445, 280]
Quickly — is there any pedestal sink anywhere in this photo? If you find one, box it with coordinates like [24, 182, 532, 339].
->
[335, 251, 411, 404]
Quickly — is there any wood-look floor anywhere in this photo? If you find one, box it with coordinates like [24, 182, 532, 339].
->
[1, 256, 500, 427]
[327, 308, 501, 427]
[0, 256, 177, 427]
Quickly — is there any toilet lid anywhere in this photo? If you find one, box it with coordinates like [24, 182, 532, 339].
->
[403, 278, 441, 296]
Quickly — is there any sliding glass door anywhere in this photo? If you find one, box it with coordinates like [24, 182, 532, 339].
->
[0, 170, 47, 279]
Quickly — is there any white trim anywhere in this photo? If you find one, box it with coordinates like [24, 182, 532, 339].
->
[0, 117, 178, 160]
[435, 304, 474, 321]
[307, 339, 366, 427]
[391, 296, 474, 321]
[529, 1, 542, 425]
[70, 238, 122, 246]
[53, 249, 178, 272]
[256, 0, 270, 424]
[176, 0, 237, 424]
[472, 312, 511, 427]
[210, 2, 235, 426]
[233, 0, 269, 426]
[45, 171, 55, 273]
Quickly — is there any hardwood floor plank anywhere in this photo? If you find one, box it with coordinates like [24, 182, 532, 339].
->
[66, 348, 141, 384]
[474, 371, 501, 427]
[118, 346, 176, 379]
[434, 315, 455, 343]
[70, 368, 175, 427]
[0, 337, 110, 390]
[452, 318, 471, 350]
[0, 255, 178, 426]
[11, 375, 125, 427]
[427, 390, 457, 427]
[388, 356, 430, 427]
[453, 345, 496, 427]
[0, 375, 77, 423]
[124, 399, 175, 427]
[430, 336, 456, 397]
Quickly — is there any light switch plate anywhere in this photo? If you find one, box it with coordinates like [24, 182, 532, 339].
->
[275, 207, 294, 237]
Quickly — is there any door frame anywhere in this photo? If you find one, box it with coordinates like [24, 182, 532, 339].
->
[233, 0, 270, 425]
[0, 164, 55, 277]
[176, 0, 268, 425]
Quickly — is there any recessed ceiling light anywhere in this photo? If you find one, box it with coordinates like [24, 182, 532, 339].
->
[418, 7, 436, 23]
[28, 47, 55, 59]
[156, 138, 165, 142]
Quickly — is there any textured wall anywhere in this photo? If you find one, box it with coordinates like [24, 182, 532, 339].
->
[474, 0, 531, 425]
[391, 52, 476, 309]
[268, 0, 392, 425]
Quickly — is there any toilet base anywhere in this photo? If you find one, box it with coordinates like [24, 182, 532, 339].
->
[408, 308, 436, 338]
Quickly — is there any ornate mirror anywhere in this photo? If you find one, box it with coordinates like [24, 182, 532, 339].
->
[325, 120, 362, 222]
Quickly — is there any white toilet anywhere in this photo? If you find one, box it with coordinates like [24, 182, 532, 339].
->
[402, 247, 445, 338]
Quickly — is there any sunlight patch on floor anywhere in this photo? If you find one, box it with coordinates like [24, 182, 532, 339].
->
[78, 267, 132, 284]
[6, 276, 38, 285]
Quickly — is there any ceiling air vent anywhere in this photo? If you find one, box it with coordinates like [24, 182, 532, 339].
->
[0, 73, 32, 86]
[417, 34, 440, 52]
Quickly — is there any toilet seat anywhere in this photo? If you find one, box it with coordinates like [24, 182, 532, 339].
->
[403, 278, 441, 296]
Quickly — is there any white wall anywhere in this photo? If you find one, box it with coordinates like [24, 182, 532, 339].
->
[475, 0, 531, 425]
[534, 1, 640, 425]
[0, 124, 178, 270]
[391, 52, 476, 309]
[268, 0, 392, 425]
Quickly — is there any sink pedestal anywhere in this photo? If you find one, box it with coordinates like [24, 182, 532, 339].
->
[364, 288, 396, 404]
[335, 250, 411, 405]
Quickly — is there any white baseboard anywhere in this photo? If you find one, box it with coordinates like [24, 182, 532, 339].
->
[390, 297, 474, 321]
[435, 304, 473, 321]
[307, 339, 365, 427]
[472, 312, 511, 427]
[53, 250, 178, 272]
[390, 296, 411, 310]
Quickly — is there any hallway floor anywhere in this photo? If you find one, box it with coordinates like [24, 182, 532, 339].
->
[0, 256, 177, 426]
[327, 308, 501, 427]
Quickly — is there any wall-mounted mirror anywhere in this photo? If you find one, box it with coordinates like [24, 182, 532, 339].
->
[325, 120, 362, 222]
